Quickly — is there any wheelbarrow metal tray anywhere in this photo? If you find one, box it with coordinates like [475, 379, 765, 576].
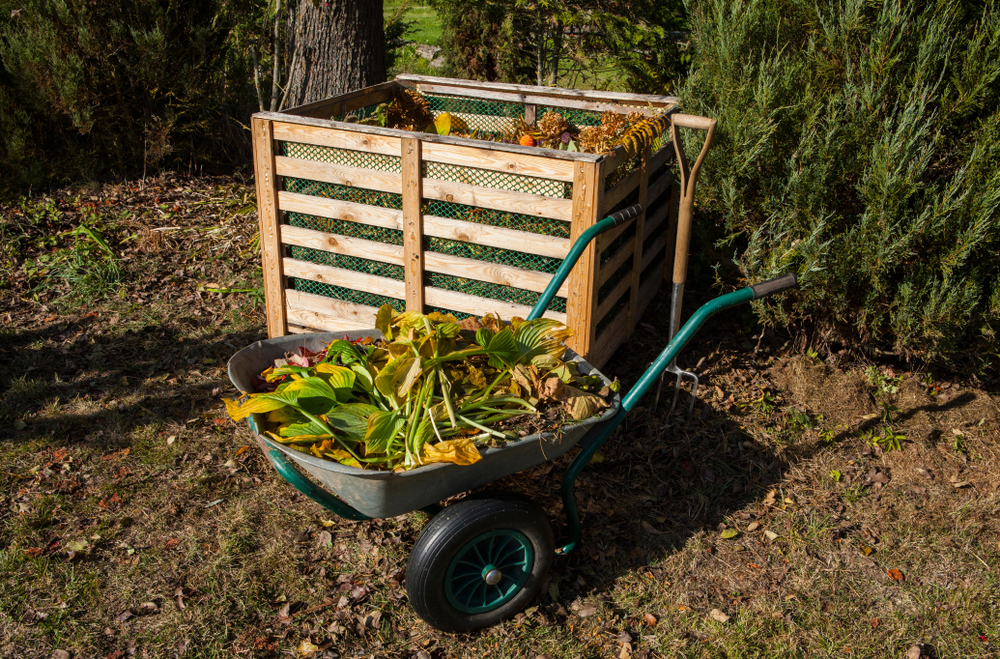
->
[228, 331, 620, 518]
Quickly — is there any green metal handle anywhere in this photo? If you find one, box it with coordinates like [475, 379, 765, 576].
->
[263, 446, 372, 521]
[528, 203, 644, 321]
[557, 275, 798, 553]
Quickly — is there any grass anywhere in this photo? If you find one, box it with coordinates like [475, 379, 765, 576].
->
[1, 174, 998, 658]
[385, 1, 442, 46]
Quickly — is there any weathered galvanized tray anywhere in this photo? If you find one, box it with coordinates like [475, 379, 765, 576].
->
[228, 331, 619, 518]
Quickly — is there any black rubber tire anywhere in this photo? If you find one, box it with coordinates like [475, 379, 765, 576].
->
[405, 494, 554, 633]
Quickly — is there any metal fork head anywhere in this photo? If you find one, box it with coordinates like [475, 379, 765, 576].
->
[653, 365, 699, 416]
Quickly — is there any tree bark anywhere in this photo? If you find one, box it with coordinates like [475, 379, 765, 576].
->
[283, 0, 386, 109]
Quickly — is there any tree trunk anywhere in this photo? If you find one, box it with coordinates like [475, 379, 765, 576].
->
[283, 0, 386, 109]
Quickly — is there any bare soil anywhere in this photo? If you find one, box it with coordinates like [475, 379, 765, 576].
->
[1, 174, 998, 659]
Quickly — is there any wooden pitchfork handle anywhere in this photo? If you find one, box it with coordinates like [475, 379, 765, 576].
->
[670, 113, 717, 297]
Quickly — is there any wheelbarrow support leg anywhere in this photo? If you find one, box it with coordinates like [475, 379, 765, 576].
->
[558, 274, 798, 554]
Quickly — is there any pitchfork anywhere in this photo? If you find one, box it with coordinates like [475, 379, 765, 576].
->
[653, 113, 717, 416]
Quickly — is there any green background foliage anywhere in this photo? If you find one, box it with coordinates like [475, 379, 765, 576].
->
[679, 0, 1000, 370]
[0, 0, 260, 189]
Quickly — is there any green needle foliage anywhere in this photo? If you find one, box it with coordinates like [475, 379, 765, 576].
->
[679, 0, 1000, 370]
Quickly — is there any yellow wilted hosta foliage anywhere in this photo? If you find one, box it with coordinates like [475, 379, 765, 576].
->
[225, 305, 612, 471]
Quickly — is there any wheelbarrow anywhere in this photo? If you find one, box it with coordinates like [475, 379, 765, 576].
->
[228, 202, 798, 633]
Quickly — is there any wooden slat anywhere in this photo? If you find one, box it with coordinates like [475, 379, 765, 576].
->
[281, 225, 404, 265]
[565, 160, 602, 359]
[282, 80, 399, 119]
[423, 251, 569, 297]
[589, 311, 629, 371]
[596, 217, 634, 252]
[647, 168, 673, 206]
[402, 136, 424, 311]
[602, 147, 630, 175]
[411, 83, 665, 118]
[275, 156, 402, 194]
[641, 235, 668, 273]
[273, 122, 402, 157]
[650, 141, 673, 173]
[283, 258, 406, 299]
[253, 111, 601, 164]
[597, 243, 635, 287]
[637, 266, 662, 319]
[286, 290, 384, 331]
[395, 74, 679, 107]
[423, 288, 565, 322]
[600, 166, 641, 216]
[643, 200, 669, 241]
[278, 192, 401, 230]
[422, 177, 573, 222]
[595, 278, 631, 321]
[421, 141, 575, 182]
[626, 146, 651, 340]
[424, 216, 570, 259]
[252, 117, 287, 338]
[277, 190, 570, 259]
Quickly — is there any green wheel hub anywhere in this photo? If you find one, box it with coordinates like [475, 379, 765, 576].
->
[445, 529, 534, 614]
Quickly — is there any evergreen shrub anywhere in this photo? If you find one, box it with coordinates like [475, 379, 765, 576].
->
[0, 0, 259, 191]
[680, 0, 1000, 370]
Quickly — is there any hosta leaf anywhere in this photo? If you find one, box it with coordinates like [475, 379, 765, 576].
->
[390, 356, 423, 398]
[281, 377, 339, 415]
[365, 410, 406, 454]
[514, 318, 572, 363]
[484, 327, 518, 369]
[433, 112, 451, 135]
[279, 419, 330, 437]
[224, 396, 288, 421]
[556, 383, 609, 420]
[420, 436, 482, 466]
[427, 311, 459, 324]
[326, 403, 378, 441]
[314, 363, 356, 401]
[267, 407, 304, 424]
[375, 304, 394, 340]
[323, 339, 362, 365]
[350, 362, 375, 393]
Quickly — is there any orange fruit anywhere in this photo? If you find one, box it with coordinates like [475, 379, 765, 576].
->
[518, 134, 535, 147]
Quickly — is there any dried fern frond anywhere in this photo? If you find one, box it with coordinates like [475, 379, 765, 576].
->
[616, 113, 670, 156]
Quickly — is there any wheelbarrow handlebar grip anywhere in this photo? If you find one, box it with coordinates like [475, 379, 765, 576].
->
[608, 203, 643, 226]
[750, 273, 798, 299]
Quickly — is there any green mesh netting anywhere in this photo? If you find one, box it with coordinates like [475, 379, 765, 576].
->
[287, 211, 403, 245]
[281, 142, 401, 172]
[289, 277, 405, 312]
[425, 273, 567, 314]
[287, 244, 404, 280]
[423, 199, 570, 238]
[284, 178, 403, 210]
[423, 160, 570, 198]
[425, 235, 562, 273]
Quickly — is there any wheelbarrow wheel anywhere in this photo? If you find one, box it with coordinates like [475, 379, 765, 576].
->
[405, 493, 553, 632]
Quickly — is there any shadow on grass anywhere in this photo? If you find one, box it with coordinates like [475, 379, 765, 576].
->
[0, 312, 265, 447]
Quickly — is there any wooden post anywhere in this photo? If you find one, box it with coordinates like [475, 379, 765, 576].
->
[252, 116, 287, 338]
[525, 104, 536, 126]
[626, 146, 651, 339]
[401, 136, 424, 312]
[565, 160, 602, 360]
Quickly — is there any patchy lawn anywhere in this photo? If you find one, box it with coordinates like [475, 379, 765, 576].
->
[1, 175, 997, 659]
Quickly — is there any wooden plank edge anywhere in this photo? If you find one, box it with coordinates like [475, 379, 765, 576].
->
[421, 177, 574, 223]
[599, 167, 641, 217]
[275, 155, 402, 194]
[281, 80, 400, 118]
[597, 242, 635, 287]
[251, 111, 601, 163]
[424, 287, 566, 322]
[589, 311, 629, 370]
[286, 294, 384, 332]
[281, 224, 405, 265]
[595, 277, 632, 321]
[412, 83, 667, 118]
[395, 74, 680, 107]
[283, 258, 406, 299]
[643, 201, 669, 241]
